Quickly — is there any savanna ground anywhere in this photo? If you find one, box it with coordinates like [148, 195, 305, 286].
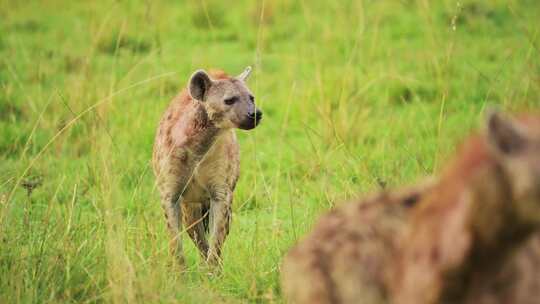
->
[1, 0, 539, 303]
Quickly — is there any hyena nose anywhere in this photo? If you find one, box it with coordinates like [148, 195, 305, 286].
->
[248, 109, 263, 121]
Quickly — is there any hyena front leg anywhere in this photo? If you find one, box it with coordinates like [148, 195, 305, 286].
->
[157, 154, 194, 266]
[160, 189, 184, 266]
[207, 188, 232, 267]
[182, 203, 209, 259]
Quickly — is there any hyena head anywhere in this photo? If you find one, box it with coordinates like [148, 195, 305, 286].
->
[188, 66, 262, 130]
[486, 109, 540, 224]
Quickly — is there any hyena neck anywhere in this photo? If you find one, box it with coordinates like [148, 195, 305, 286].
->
[188, 103, 221, 157]
[433, 164, 534, 302]
[438, 136, 533, 257]
[466, 164, 523, 269]
[432, 159, 539, 304]
[468, 163, 536, 266]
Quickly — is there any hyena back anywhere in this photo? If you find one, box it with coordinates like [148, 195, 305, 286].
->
[152, 67, 262, 267]
[281, 181, 434, 304]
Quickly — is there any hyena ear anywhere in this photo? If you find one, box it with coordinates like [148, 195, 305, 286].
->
[237, 66, 252, 82]
[486, 109, 528, 156]
[189, 70, 213, 101]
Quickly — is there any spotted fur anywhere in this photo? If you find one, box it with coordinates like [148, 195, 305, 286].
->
[281, 181, 434, 304]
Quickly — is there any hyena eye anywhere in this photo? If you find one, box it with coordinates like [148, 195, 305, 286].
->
[249, 95, 255, 103]
[224, 97, 238, 105]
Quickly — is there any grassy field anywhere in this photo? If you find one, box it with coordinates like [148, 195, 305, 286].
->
[1, 0, 539, 303]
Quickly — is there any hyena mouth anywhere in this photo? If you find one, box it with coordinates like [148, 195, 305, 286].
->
[238, 117, 262, 130]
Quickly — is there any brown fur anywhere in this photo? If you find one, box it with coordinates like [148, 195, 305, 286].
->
[462, 233, 540, 304]
[152, 67, 260, 267]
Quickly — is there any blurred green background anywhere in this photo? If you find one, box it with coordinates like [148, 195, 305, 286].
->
[1, 0, 539, 302]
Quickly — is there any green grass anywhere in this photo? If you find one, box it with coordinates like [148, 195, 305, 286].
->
[1, 0, 539, 302]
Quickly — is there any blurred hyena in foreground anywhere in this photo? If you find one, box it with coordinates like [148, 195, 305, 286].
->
[281, 110, 540, 304]
[152, 67, 262, 267]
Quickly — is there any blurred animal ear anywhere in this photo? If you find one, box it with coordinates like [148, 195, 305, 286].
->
[486, 109, 528, 156]
[189, 70, 213, 101]
[237, 66, 252, 82]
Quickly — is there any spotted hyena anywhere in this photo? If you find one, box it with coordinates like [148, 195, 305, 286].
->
[152, 67, 262, 267]
[281, 110, 540, 304]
